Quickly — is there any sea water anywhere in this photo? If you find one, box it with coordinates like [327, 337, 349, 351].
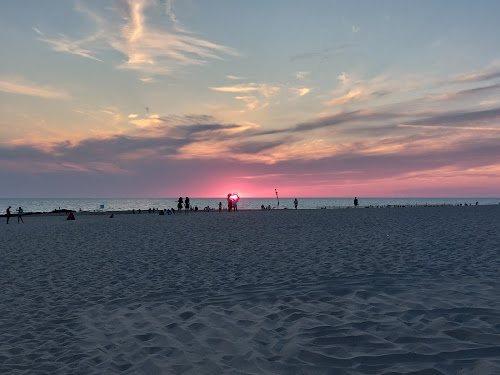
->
[0, 197, 498, 213]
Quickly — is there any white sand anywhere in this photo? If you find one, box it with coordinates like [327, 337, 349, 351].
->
[1, 206, 500, 374]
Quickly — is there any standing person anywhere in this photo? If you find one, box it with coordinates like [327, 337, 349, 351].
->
[17, 206, 24, 224]
[227, 194, 232, 212]
[6, 206, 11, 224]
[294, 198, 298, 209]
[177, 197, 183, 212]
[219, 202, 222, 212]
[354, 197, 359, 208]
[184, 197, 190, 214]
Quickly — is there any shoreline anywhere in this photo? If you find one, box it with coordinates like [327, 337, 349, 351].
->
[1, 201, 496, 217]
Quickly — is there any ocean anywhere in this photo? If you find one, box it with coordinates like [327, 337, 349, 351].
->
[1, 197, 499, 213]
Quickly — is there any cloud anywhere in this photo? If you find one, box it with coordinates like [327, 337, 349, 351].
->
[113, 0, 239, 74]
[452, 68, 500, 83]
[326, 88, 372, 106]
[294, 71, 310, 79]
[338, 72, 349, 86]
[226, 75, 246, 80]
[0, 78, 68, 99]
[38, 36, 103, 62]
[480, 100, 499, 107]
[235, 96, 260, 110]
[165, 0, 188, 33]
[3, 61, 500, 196]
[291, 88, 311, 97]
[325, 73, 402, 108]
[399, 124, 500, 132]
[410, 107, 500, 127]
[2, 105, 500, 198]
[211, 83, 280, 97]
[37, 0, 238, 76]
[211, 83, 280, 110]
[292, 110, 402, 134]
[254, 103, 500, 138]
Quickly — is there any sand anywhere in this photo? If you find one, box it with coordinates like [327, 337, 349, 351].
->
[1, 206, 499, 374]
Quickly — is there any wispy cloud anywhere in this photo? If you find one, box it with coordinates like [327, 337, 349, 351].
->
[410, 107, 500, 127]
[452, 67, 500, 83]
[211, 83, 280, 110]
[290, 87, 311, 97]
[165, 0, 188, 33]
[399, 124, 500, 132]
[294, 71, 311, 79]
[429, 82, 500, 101]
[38, 36, 103, 62]
[235, 96, 261, 110]
[211, 83, 280, 97]
[37, 0, 238, 76]
[32, 27, 43, 35]
[0, 77, 68, 99]
[326, 88, 371, 106]
[337, 72, 349, 86]
[226, 75, 246, 80]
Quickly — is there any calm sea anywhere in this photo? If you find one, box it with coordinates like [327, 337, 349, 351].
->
[0, 197, 499, 213]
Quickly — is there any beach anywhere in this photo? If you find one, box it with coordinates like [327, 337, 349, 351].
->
[1, 206, 499, 374]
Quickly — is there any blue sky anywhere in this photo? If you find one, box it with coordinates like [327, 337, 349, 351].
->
[1, 0, 500, 198]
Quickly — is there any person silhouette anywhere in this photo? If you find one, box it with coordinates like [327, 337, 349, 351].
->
[17, 206, 24, 223]
[177, 197, 183, 212]
[354, 197, 359, 208]
[184, 197, 190, 214]
[6, 206, 11, 224]
[294, 198, 298, 209]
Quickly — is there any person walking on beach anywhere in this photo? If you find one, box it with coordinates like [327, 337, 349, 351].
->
[184, 197, 190, 214]
[17, 206, 24, 224]
[177, 197, 183, 212]
[354, 197, 359, 208]
[294, 198, 298, 209]
[6, 205, 12, 224]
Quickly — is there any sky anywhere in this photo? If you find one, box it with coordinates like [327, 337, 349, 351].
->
[1, 0, 500, 198]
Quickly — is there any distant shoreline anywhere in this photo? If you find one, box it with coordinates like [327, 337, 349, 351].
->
[1, 202, 498, 217]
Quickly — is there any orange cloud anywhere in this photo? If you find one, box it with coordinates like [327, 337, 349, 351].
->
[326, 88, 370, 106]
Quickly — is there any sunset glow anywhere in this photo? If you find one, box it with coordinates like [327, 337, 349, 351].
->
[1, 1, 499, 198]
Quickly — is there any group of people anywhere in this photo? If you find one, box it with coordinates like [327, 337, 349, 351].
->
[5, 198, 361, 223]
[227, 193, 240, 212]
[5, 206, 24, 224]
[177, 197, 190, 214]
